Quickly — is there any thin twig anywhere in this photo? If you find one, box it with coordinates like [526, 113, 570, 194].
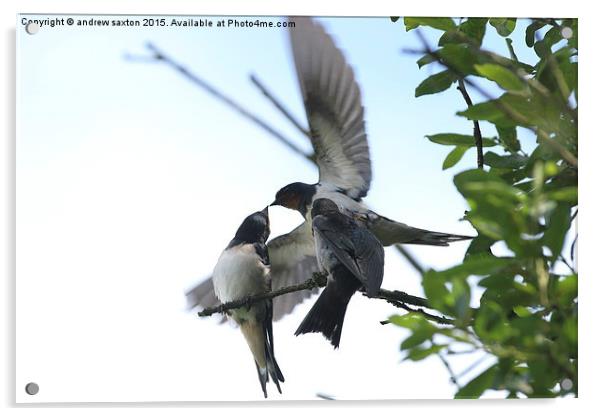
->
[126, 43, 312, 162]
[559, 254, 576, 275]
[394, 245, 425, 274]
[438, 352, 461, 388]
[250, 73, 312, 140]
[455, 353, 490, 380]
[457, 79, 484, 169]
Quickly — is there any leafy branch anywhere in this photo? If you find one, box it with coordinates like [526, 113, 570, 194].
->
[407, 28, 577, 168]
[391, 17, 578, 398]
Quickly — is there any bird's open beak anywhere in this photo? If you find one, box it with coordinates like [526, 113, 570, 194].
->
[270, 200, 278, 207]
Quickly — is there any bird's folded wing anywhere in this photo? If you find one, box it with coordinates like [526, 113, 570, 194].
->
[313, 216, 384, 296]
[289, 16, 371, 200]
[351, 228, 385, 297]
[186, 222, 319, 321]
[312, 216, 364, 280]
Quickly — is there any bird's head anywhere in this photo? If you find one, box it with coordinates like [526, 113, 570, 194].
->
[271, 182, 316, 215]
[234, 206, 270, 244]
[311, 198, 341, 218]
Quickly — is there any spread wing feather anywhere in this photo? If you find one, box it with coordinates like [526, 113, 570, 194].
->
[289, 16, 372, 199]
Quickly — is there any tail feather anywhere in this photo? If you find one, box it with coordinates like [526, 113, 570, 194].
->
[266, 343, 284, 394]
[295, 275, 359, 348]
[240, 304, 285, 398]
[370, 215, 474, 247]
[406, 229, 474, 246]
[255, 364, 268, 399]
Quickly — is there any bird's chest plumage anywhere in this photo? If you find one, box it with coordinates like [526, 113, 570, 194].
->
[212, 244, 269, 303]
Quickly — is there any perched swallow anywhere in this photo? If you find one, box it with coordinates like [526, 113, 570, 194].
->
[296, 198, 384, 348]
[187, 16, 471, 323]
[211, 207, 284, 398]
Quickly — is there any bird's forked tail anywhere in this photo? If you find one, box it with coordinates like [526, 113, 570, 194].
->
[294, 275, 359, 349]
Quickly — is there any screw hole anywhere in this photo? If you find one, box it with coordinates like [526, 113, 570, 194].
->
[25, 382, 39, 395]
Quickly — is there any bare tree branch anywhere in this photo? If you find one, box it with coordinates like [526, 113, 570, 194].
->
[125, 43, 312, 162]
[368, 287, 430, 308]
[249, 73, 312, 140]
[198, 272, 455, 325]
[197, 273, 327, 317]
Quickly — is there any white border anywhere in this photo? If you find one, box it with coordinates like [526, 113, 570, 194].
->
[2, 0, 599, 415]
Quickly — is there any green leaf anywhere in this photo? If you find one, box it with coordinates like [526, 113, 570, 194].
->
[465, 234, 496, 259]
[457, 100, 512, 127]
[423, 270, 450, 306]
[547, 187, 577, 204]
[415, 70, 457, 97]
[417, 54, 437, 68]
[460, 18, 488, 45]
[443, 146, 469, 170]
[426, 133, 496, 147]
[489, 18, 517, 37]
[388, 313, 435, 332]
[550, 274, 577, 308]
[505, 38, 519, 61]
[406, 344, 446, 361]
[400, 331, 432, 350]
[390, 16, 400, 22]
[455, 365, 498, 398]
[404, 17, 456, 32]
[451, 277, 472, 319]
[513, 305, 532, 317]
[439, 255, 514, 279]
[455, 169, 525, 202]
[496, 126, 521, 152]
[457, 93, 561, 130]
[483, 152, 529, 169]
[474, 301, 513, 342]
[475, 63, 525, 91]
[437, 44, 479, 75]
[526, 21, 546, 48]
[542, 202, 571, 261]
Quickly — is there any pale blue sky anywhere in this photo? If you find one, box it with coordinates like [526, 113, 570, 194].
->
[16, 15, 552, 402]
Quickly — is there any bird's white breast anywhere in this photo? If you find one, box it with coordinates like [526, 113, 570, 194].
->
[212, 244, 269, 303]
